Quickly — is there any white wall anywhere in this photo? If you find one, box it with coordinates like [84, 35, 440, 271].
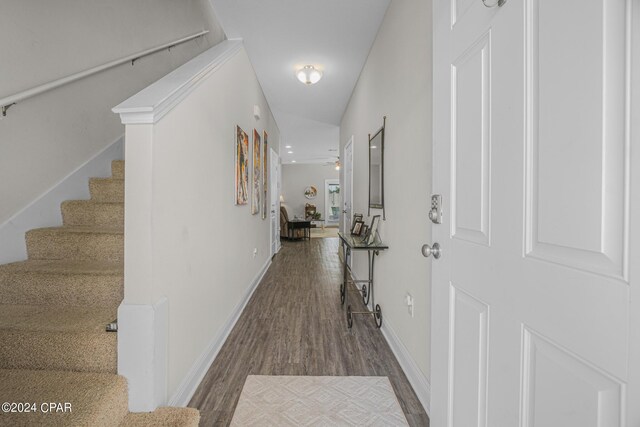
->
[281, 164, 339, 220]
[117, 44, 280, 404]
[0, 0, 225, 225]
[340, 0, 432, 381]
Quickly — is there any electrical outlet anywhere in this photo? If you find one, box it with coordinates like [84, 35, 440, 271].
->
[405, 293, 414, 318]
[253, 248, 258, 257]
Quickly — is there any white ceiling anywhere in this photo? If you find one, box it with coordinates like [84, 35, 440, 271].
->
[209, 0, 390, 164]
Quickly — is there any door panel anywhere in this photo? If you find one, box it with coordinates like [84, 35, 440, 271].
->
[524, 0, 628, 279]
[521, 328, 624, 427]
[449, 285, 489, 427]
[432, 0, 638, 425]
[451, 32, 491, 246]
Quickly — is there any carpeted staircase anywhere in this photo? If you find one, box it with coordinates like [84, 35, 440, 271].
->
[0, 160, 199, 426]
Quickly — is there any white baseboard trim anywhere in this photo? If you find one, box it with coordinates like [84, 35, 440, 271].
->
[168, 257, 272, 406]
[349, 269, 431, 415]
[380, 319, 431, 415]
[0, 136, 124, 264]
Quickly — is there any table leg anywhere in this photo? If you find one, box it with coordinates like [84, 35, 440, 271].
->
[371, 251, 382, 328]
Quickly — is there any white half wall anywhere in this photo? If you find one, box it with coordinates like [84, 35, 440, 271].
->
[0, 0, 225, 227]
[339, 0, 433, 393]
[114, 41, 280, 407]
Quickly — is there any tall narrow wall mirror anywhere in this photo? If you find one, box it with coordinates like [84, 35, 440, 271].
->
[368, 116, 385, 219]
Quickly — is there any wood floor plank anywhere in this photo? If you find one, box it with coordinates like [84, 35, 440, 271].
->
[189, 237, 429, 426]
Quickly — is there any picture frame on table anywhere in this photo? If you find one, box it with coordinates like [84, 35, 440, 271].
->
[366, 215, 381, 245]
[351, 220, 364, 236]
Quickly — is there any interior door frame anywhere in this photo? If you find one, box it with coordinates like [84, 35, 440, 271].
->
[325, 178, 340, 224]
[342, 136, 354, 236]
[269, 148, 280, 257]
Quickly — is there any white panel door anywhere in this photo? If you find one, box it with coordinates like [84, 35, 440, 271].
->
[431, 1, 640, 426]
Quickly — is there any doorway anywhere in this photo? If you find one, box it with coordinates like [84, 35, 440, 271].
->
[342, 136, 354, 236]
[325, 179, 340, 226]
[270, 148, 280, 257]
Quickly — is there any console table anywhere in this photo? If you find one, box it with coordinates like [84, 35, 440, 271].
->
[287, 219, 311, 240]
[338, 231, 389, 328]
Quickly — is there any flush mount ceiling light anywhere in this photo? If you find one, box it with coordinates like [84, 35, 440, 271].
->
[296, 65, 323, 85]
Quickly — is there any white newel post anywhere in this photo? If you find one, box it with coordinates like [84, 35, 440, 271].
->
[114, 122, 168, 411]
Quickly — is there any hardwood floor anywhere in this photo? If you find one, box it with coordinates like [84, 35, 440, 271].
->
[189, 237, 429, 426]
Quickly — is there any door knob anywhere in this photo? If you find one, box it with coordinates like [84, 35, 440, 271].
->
[421, 243, 441, 259]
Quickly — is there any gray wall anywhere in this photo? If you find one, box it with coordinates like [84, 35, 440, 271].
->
[340, 0, 432, 378]
[281, 164, 339, 220]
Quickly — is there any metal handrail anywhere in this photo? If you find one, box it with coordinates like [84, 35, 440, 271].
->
[0, 30, 209, 117]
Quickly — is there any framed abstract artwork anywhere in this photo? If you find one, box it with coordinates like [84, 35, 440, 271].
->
[251, 129, 261, 215]
[262, 131, 268, 219]
[235, 126, 249, 205]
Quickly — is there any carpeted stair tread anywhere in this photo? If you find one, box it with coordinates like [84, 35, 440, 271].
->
[28, 225, 124, 235]
[26, 226, 124, 262]
[0, 259, 123, 275]
[0, 260, 123, 307]
[0, 304, 116, 332]
[0, 305, 117, 373]
[112, 160, 125, 179]
[62, 200, 123, 227]
[89, 178, 124, 203]
[0, 369, 128, 426]
[119, 407, 200, 427]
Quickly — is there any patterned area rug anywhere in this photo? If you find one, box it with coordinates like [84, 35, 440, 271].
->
[230, 376, 409, 426]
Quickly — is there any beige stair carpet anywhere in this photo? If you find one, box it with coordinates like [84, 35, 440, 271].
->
[119, 407, 200, 427]
[0, 368, 128, 427]
[0, 260, 123, 308]
[230, 376, 409, 426]
[0, 159, 199, 425]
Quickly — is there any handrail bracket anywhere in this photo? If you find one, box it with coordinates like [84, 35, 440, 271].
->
[2, 103, 15, 117]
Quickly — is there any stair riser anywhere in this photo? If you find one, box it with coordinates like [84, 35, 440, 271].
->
[112, 160, 125, 179]
[26, 232, 123, 262]
[0, 272, 123, 308]
[90, 179, 124, 203]
[62, 202, 124, 227]
[0, 330, 116, 373]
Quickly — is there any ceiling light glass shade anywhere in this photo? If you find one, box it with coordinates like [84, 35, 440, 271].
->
[296, 65, 323, 85]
